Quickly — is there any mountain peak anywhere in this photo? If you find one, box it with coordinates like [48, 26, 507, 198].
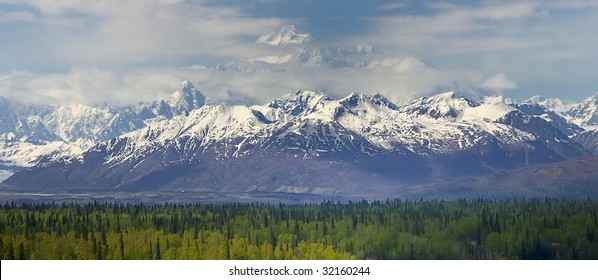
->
[256, 25, 314, 46]
[586, 92, 598, 103]
[177, 80, 194, 92]
[421, 91, 483, 106]
[524, 95, 572, 113]
[283, 89, 330, 104]
[268, 90, 332, 116]
[167, 80, 206, 115]
[339, 92, 398, 110]
[567, 92, 598, 128]
[399, 91, 485, 120]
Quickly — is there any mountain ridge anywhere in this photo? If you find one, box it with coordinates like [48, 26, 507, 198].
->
[4, 86, 594, 200]
[0, 81, 206, 174]
[567, 93, 598, 128]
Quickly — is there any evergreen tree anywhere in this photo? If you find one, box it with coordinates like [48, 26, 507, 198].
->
[119, 233, 125, 260]
[155, 238, 162, 260]
[17, 242, 25, 260]
[6, 241, 15, 260]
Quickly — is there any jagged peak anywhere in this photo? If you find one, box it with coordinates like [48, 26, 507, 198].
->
[171, 80, 200, 98]
[568, 93, 597, 112]
[400, 90, 508, 120]
[167, 80, 206, 112]
[567, 92, 598, 127]
[177, 80, 194, 92]
[279, 24, 297, 33]
[267, 89, 332, 116]
[256, 25, 314, 46]
[339, 92, 398, 110]
[277, 89, 330, 104]
[581, 92, 598, 104]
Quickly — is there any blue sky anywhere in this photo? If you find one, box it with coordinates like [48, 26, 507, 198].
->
[0, 0, 596, 105]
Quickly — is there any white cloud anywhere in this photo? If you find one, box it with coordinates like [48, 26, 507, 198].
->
[0, 69, 183, 105]
[0, 0, 285, 70]
[354, 0, 598, 100]
[364, 2, 542, 56]
[1, 54, 478, 106]
[482, 73, 518, 90]
[361, 1, 598, 60]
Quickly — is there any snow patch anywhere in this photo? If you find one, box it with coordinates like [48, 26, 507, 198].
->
[462, 96, 515, 122]
[0, 170, 14, 182]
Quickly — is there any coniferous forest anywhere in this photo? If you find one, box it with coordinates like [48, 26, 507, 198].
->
[0, 199, 596, 260]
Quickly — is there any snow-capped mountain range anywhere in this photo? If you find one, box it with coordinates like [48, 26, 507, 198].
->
[516, 93, 598, 154]
[0, 81, 206, 180]
[3, 80, 598, 198]
[1, 25, 597, 199]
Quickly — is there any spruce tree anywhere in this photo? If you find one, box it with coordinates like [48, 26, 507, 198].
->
[18, 242, 25, 260]
[155, 238, 162, 260]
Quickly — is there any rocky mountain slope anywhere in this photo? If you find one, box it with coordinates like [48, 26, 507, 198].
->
[409, 155, 598, 199]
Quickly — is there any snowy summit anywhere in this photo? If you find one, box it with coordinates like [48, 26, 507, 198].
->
[256, 25, 314, 46]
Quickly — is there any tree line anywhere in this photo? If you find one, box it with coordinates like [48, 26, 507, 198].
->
[0, 198, 596, 259]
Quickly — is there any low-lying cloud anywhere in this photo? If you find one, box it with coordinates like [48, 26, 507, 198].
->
[0, 56, 497, 107]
